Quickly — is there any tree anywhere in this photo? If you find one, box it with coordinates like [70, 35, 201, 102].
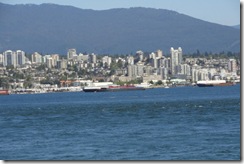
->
[98, 79, 105, 82]
[117, 59, 123, 68]
[23, 75, 33, 88]
[36, 64, 47, 71]
[156, 80, 163, 85]
[0, 77, 10, 89]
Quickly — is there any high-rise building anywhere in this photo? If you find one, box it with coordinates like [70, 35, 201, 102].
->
[170, 47, 183, 75]
[191, 69, 198, 83]
[156, 50, 163, 58]
[136, 62, 144, 77]
[0, 54, 4, 65]
[51, 54, 60, 67]
[78, 53, 89, 61]
[127, 56, 134, 65]
[16, 50, 26, 66]
[31, 52, 42, 64]
[42, 55, 51, 64]
[144, 65, 153, 76]
[136, 50, 144, 61]
[228, 59, 237, 73]
[3, 50, 27, 67]
[102, 56, 112, 68]
[67, 49, 77, 60]
[89, 53, 97, 63]
[179, 64, 191, 76]
[127, 65, 136, 77]
[160, 67, 168, 80]
[3, 50, 16, 67]
[128, 64, 144, 78]
[57, 59, 67, 70]
[153, 57, 161, 69]
[160, 57, 170, 68]
[46, 57, 53, 68]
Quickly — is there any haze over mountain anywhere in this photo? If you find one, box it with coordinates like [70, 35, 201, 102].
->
[232, 25, 240, 29]
[0, 3, 240, 55]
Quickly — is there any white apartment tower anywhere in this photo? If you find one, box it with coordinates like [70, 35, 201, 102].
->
[3, 50, 16, 67]
[0, 54, 4, 65]
[90, 53, 97, 63]
[128, 65, 135, 77]
[67, 49, 77, 60]
[160, 67, 168, 80]
[136, 50, 144, 61]
[127, 56, 134, 65]
[102, 56, 112, 68]
[170, 47, 183, 75]
[16, 50, 26, 66]
[228, 59, 237, 73]
[31, 52, 42, 63]
[156, 50, 163, 58]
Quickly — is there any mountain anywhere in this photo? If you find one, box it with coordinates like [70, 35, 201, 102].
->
[232, 25, 240, 29]
[0, 3, 240, 55]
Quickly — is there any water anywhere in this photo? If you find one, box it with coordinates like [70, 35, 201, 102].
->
[0, 85, 240, 160]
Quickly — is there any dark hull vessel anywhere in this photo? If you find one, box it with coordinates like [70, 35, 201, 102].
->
[82, 87, 107, 92]
[83, 86, 145, 92]
[196, 80, 235, 87]
[106, 86, 145, 92]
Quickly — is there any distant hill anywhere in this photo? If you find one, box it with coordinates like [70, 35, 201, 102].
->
[0, 3, 240, 55]
[232, 25, 240, 29]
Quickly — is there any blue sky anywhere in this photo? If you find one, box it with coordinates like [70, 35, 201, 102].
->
[1, 0, 240, 26]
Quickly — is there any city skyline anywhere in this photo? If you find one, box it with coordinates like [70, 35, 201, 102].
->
[1, 0, 240, 26]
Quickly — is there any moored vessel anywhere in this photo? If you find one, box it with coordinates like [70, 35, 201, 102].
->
[107, 85, 145, 92]
[196, 80, 235, 87]
[82, 86, 107, 92]
[0, 90, 10, 95]
[83, 85, 145, 92]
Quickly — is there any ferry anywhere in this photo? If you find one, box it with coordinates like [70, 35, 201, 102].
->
[196, 80, 235, 87]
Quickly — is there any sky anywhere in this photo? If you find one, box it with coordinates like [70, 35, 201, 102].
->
[0, 0, 241, 26]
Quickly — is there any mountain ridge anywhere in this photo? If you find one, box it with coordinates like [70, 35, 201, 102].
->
[0, 3, 240, 55]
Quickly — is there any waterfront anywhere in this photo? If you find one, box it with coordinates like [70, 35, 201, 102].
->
[0, 84, 240, 160]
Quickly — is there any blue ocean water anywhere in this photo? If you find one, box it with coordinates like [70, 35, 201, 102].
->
[0, 85, 240, 160]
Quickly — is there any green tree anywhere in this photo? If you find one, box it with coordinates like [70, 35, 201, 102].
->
[0, 77, 10, 89]
[36, 64, 47, 71]
[156, 80, 163, 85]
[23, 75, 33, 88]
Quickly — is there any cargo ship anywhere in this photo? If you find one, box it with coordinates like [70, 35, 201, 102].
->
[0, 90, 10, 95]
[83, 85, 145, 92]
[196, 80, 235, 87]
